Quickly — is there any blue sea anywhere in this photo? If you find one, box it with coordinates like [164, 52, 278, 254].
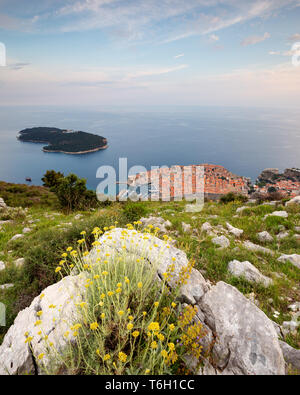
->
[0, 105, 299, 190]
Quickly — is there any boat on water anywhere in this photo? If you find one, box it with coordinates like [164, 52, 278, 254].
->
[25, 177, 32, 182]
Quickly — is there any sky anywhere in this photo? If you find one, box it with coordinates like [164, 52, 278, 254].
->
[0, 0, 300, 107]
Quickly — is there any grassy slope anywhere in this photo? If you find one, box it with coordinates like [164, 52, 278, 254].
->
[0, 183, 299, 350]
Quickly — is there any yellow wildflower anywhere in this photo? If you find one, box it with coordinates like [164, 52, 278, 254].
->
[127, 323, 134, 331]
[168, 343, 175, 351]
[118, 352, 127, 363]
[132, 331, 140, 338]
[151, 341, 158, 349]
[90, 322, 99, 331]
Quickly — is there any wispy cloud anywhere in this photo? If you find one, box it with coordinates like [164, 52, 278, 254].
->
[241, 32, 271, 46]
[288, 33, 300, 42]
[209, 34, 219, 42]
[7, 62, 30, 70]
[127, 64, 188, 79]
[2, 0, 296, 43]
[174, 54, 184, 59]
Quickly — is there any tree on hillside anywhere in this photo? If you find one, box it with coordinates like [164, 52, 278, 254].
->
[43, 172, 98, 212]
[42, 170, 64, 189]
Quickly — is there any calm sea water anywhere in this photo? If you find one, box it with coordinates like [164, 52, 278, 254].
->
[0, 105, 299, 190]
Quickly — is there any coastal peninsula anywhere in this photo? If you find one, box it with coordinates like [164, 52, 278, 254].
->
[17, 127, 108, 154]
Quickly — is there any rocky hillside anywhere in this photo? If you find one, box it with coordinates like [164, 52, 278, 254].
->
[0, 190, 299, 375]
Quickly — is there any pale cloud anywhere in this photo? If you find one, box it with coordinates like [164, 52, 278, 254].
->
[288, 33, 300, 42]
[127, 64, 188, 79]
[241, 32, 271, 46]
[174, 54, 184, 59]
[209, 34, 219, 42]
[2, 0, 295, 43]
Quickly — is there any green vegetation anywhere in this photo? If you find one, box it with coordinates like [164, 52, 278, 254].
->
[18, 127, 107, 154]
[0, 180, 299, 359]
[42, 231, 204, 375]
[0, 181, 58, 208]
[219, 192, 248, 204]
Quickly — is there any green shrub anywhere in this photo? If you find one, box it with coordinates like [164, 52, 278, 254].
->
[220, 192, 248, 204]
[37, 227, 205, 375]
[122, 201, 147, 222]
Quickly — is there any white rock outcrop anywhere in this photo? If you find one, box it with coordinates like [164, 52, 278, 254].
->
[0, 261, 5, 271]
[14, 258, 25, 268]
[0, 228, 286, 375]
[0, 198, 7, 210]
[228, 260, 273, 287]
[140, 216, 171, 233]
[182, 222, 192, 233]
[0, 275, 86, 375]
[226, 222, 243, 237]
[258, 231, 274, 243]
[243, 241, 275, 256]
[286, 196, 300, 206]
[264, 211, 288, 220]
[277, 231, 289, 240]
[9, 234, 24, 243]
[196, 282, 285, 375]
[277, 254, 300, 270]
[212, 235, 230, 249]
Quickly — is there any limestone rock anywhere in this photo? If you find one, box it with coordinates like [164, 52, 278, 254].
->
[0, 220, 12, 226]
[282, 320, 299, 335]
[277, 254, 300, 270]
[264, 211, 288, 220]
[279, 341, 300, 372]
[140, 216, 171, 233]
[226, 222, 243, 237]
[14, 258, 25, 268]
[212, 235, 230, 249]
[286, 196, 300, 206]
[92, 228, 203, 304]
[236, 206, 247, 213]
[182, 222, 191, 233]
[0, 274, 86, 375]
[0, 284, 14, 290]
[197, 281, 285, 375]
[201, 222, 214, 235]
[277, 231, 289, 240]
[228, 260, 273, 287]
[288, 302, 300, 312]
[258, 231, 274, 243]
[9, 234, 24, 243]
[22, 228, 32, 234]
[243, 241, 274, 256]
[0, 198, 7, 210]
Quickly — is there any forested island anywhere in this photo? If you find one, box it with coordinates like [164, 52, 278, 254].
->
[17, 127, 108, 154]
